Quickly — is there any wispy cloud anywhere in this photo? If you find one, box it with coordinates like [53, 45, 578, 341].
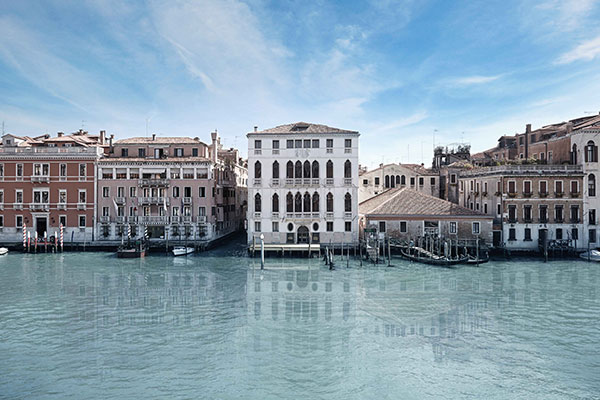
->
[448, 75, 502, 86]
[556, 35, 600, 64]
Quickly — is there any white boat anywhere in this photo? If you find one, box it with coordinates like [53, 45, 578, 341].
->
[172, 246, 194, 257]
[579, 249, 600, 261]
[0, 247, 7, 256]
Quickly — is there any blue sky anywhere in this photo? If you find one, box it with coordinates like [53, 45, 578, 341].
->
[1, 0, 599, 168]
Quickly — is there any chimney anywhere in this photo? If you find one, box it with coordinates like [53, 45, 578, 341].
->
[109, 134, 114, 154]
[525, 124, 531, 159]
[254, 126, 258, 133]
[99, 130, 105, 144]
[57, 132, 64, 137]
[152, 133, 156, 141]
[566, 122, 573, 134]
[211, 130, 218, 163]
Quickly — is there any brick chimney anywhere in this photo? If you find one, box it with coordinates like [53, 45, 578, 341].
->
[109, 134, 114, 154]
[566, 122, 573, 134]
[211, 130, 218, 163]
[152, 133, 156, 141]
[254, 126, 258, 133]
[99, 130, 105, 144]
[525, 124, 531, 159]
[57, 132, 64, 137]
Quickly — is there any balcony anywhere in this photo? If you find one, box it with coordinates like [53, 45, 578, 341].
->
[344, 178, 352, 186]
[344, 148, 352, 154]
[523, 218, 533, 224]
[139, 216, 170, 225]
[197, 216, 207, 223]
[30, 203, 50, 211]
[570, 191, 580, 198]
[326, 148, 333, 153]
[554, 191, 564, 198]
[77, 203, 86, 210]
[116, 216, 127, 223]
[182, 197, 192, 205]
[31, 176, 50, 183]
[539, 191, 549, 198]
[14, 203, 23, 210]
[254, 212, 261, 219]
[253, 178, 261, 186]
[272, 149, 279, 155]
[99, 216, 110, 223]
[523, 192, 533, 198]
[139, 197, 168, 205]
[171, 216, 180, 223]
[507, 192, 517, 198]
[507, 217, 517, 223]
[115, 197, 126, 204]
[344, 212, 352, 219]
[555, 218, 564, 223]
[182, 216, 193, 223]
[312, 178, 320, 185]
[57, 203, 67, 210]
[138, 178, 170, 187]
[271, 178, 280, 186]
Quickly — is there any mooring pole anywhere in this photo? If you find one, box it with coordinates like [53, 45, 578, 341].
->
[387, 237, 391, 266]
[260, 233, 265, 270]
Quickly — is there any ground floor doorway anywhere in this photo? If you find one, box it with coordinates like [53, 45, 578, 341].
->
[297, 226, 309, 244]
[36, 217, 47, 237]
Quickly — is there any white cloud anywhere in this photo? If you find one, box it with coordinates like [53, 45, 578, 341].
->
[556, 35, 600, 64]
[449, 75, 502, 86]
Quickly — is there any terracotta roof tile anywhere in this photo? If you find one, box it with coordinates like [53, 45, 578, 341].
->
[251, 122, 358, 135]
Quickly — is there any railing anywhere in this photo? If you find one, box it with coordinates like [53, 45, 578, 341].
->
[312, 178, 320, 185]
[555, 192, 564, 198]
[0, 146, 103, 155]
[295, 178, 302, 186]
[77, 203, 86, 210]
[344, 178, 352, 186]
[139, 197, 168, 205]
[253, 178, 261, 186]
[539, 217, 548, 223]
[344, 148, 352, 153]
[100, 216, 110, 223]
[0, 203, 3, 210]
[272, 212, 279, 219]
[325, 178, 334, 186]
[460, 164, 583, 177]
[14, 203, 23, 210]
[570, 192, 580, 198]
[303, 178, 312, 186]
[272, 149, 279, 155]
[344, 212, 352, 219]
[254, 212, 261, 219]
[197, 216, 207, 223]
[182, 216, 192, 223]
[171, 216, 180, 223]
[31, 176, 50, 183]
[254, 149, 262, 155]
[183, 197, 192, 205]
[285, 178, 294, 186]
[57, 203, 67, 210]
[116, 216, 127, 223]
[312, 212, 320, 219]
[325, 212, 334, 219]
[138, 178, 170, 186]
[570, 218, 580, 223]
[326, 148, 333, 153]
[271, 178, 279, 186]
[115, 197, 126, 204]
[139, 216, 170, 224]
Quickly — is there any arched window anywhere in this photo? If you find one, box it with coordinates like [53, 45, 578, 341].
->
[303, 192, 311, 212]
[401, 175, 406, 185]
[312, 161, 319, 178]
[344, 193, 352, 212]
[312, 192, 319, 212]
[385, 175, 390, 188]
[344, 160, 352, 178]
[294, 192, 302, 212]
[396, 175, 400, 185]
[272, 193, 279, 212]
[272, 161, 279, 179]
[326, 193, 333, 212]
[589, 174, 596, 197]
[286, 192, 293, 212]
[286, 161, 294, 178]
[586, 141, 598, 163]
[571, 144, 578, 164]
[391, 176, 396, 188]
[254, 193, 261, 212]
[254, 161, 261, 179]
[326, 160, 333, 179]
[295, 161, 302, 178]
[303, 161, 311, 178]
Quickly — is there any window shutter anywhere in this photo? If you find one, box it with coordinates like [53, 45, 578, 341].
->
[594, 146, 598, 162]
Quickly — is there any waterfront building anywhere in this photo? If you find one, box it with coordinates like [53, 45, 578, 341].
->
[358, 163, 439, 202]
[458, 165, 584, 250]
[0, 130, 106, 242]
[359, 187, 493, 244]
[246, 122, 360, 246]
[96, 132, 247, 242]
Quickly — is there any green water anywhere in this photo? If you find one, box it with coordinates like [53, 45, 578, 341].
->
[0, 243, 598, 399]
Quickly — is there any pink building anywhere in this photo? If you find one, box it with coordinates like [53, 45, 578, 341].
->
[96, 132, 247, 243]
[0, 130, 106, 243]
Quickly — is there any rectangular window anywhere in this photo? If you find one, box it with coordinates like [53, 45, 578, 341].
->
[117, 187, 125, 197]
[121, 148, 128, 157]
[129, 187, 136, 197]
[571, 180, 579, 194]
[539, 180, 547, 194]
[15, 190, 23, 203]
[345, 221, 352, 232]
[199, 187, 206, 197]
[59, 163, 67, 178]
[312, 139, 319, 148]
[555, 205, 564, 222]
[295, 139, 302, 148]
[0, 189, 3, 204]
[326, 221, 333, 232]
[472, 222, 480, 235]
[198, 206, 206, 216]
[102, 207, 109, 217]
[589, 229, 596, 243]
[192, 148, 198, 157]
[524, 205, 532, 222]
[59, 190, 67, 204]
[400, 221, 407, 233]
[286, 139, 294, 149]
[79, 164, 86, 178]
[508, 180, 516, 194]
[590, 209, 596, 225]
[509, 228, 516, 240]
[555, 180, 563, 194]
[272, 140, 279, 149]
[102, 187, 109, 197]
[79, 215, 86, 228]
[539, 205, 548, 222]
[326, 139, 333, 148]
[374, 177, 380, 185]
[410, 177, 415, 186]
[344, 139, 352, 148]
[497, 203, 501, 215]
[524, 228, 532, 241]
[497, 181, 501, 194]
[484, 203, 488, 214]
[523, 180, 531, 194]
[16, 164, 23, 178]
[59, 215, 66, 227]
[78, 190, 86, 203]
[570, 205, 579, 222]
[508, 205, 517, 222]
[16, 215, 23, 228]
[0, 164, 3, 179]
[173, 186, 180, 198]
[556, 228, 563, 240]
[450, 174, 457, 184]
[449, 221, 457, 234]
[572, 228, 578, 240]
[419, 177, 424, 186]
[255, 221, 261, 232]
[272, 221, 279, 232]
[138, 148, 146, 158]
[363, 179, 368, 185]
[303, 139, 311, 148]
[254, 140, 261, 149]
[174, 148, 184, 157]
[430, 177, 436, 185]
[0, 215, 3, 227]
[379, 221, 386, 233]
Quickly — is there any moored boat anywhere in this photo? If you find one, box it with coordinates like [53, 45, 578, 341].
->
[172, 246, 194, 256]
[117, 242, 147, 258]
[579, 249, 600, 261]
[400, 249, 468, 267]
[0, 247, 8, 256]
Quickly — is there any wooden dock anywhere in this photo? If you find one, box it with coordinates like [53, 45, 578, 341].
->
[249, 243, 321, 256]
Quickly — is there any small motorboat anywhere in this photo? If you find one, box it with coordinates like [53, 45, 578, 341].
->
[0, 247, 8, 256]
[579, 249, 600, 261]
[172, 246, 194, 257]
[117, 241, 147, 258]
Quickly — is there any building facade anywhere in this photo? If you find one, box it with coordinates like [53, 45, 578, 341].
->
[247, 122, 360, 245]
[0, 130, 106, 243]
[96, 132, 247, 242]
[358, 163, 439, 202]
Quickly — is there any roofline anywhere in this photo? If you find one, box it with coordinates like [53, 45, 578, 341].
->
[362, 213, 493, 219]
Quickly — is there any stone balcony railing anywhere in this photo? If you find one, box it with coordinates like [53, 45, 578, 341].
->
[31, 176, 50, 183]
[30, 203, 50, 211]
[138, 178, 170, 187]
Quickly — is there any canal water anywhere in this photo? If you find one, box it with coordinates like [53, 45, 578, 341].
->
[0, 242, 598, 399]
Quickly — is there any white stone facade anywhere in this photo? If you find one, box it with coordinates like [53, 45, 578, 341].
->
[246, 123, 360, 245]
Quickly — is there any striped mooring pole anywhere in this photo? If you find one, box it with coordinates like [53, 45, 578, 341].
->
[60, 224, 64, 252]
[22, 223, 26, 251]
